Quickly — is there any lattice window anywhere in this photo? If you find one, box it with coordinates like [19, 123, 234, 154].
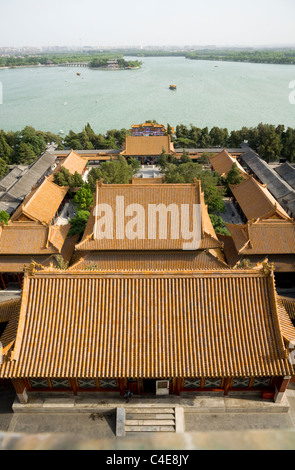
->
[184, 379, 201, 389]
[205, 378, 222, 388]
[77, 379, 97, 389]
[253, 377, 271, 388]
[99, 379, 117, 389]
[29, 378, 49, 389]
[232, 378, 251, 388]
[50, 378, 70, 389]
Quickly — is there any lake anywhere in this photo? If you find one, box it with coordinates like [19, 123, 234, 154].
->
[0, 56, 294, 135]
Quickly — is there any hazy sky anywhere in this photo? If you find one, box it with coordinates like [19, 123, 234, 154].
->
[1, 0, 295, 48]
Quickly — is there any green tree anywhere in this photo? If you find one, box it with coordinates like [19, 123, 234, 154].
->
[53, 167, 83, 188]
[209, 127, 229, 147]
[209, 214, 230, 236]
[0, 157, 9, 179]
[166, 123, 174, 139]
[204, 185, 225, 214]
[0, 210, 9, 225]
[21, 126, 46, 156]
[0, 133, 13, 162]
[128, 157, 141, 173]
[17, 142, 37, 165]
[87, 167, 104, 193]
[157, 149, 169, 171]
[226, 163, 244, 186]
[247, 123, 282, 162]
[68, 210, 90, 236]
[87, 157, 133, 191]
[73, 184, 94, 211]
[180, 149, 191, 164]
[71, 171, 84, 187]
[281, 127, 295, 162]
[53, 167, 71, 187]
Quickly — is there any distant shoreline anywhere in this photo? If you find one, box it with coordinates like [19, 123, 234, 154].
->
[0, 64, 141, 71]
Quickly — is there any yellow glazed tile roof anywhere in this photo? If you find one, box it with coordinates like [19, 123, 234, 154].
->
[0, 299, 21, 354]
[208, 149, 247, 178]
[59, 150, 87, 175]
[131, 177, 165, 184]
[10, 178, 68, 225]
[227, 220, 295, 255]
[69, 249, 228, 271]
[121, 135, 175, 156]
[0, 222, 70, 256]
[0, 269, 294, 378]
[280, 296, 295, 321]
[230, 176, 290, 221]
[76, 181, 222, 251]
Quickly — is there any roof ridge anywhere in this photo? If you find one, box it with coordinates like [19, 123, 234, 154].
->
[230, 175, 290, 220]
[268, 275, 290, 359]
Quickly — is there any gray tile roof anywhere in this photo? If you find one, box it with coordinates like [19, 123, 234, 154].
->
[0, 166, 27, 192]
[240, 150, 295, 201]
[0, 152, 56, 203]
[275, 162, 295, 191]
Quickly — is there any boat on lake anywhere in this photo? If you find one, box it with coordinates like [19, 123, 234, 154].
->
[169, 84, 177, 90]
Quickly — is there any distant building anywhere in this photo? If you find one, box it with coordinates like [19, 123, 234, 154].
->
[106, 59, 119, 69]
[120, 135, 176, 164]
[131, 122, 169, 137]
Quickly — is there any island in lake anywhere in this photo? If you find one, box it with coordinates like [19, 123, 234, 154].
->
[89, 57, 142, 70]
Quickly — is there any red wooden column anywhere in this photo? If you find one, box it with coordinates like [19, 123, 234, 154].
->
[68, 378, 78, 395]
[274, 376, 291, 403]
[0, 274, 6, 290]
[173, 378, 184, 395]
[118, 378, 127, 396]
[12, 378, 28, 404]
[223, 377, 232, 395]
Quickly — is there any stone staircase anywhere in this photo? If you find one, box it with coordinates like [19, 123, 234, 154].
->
[116, 406, 184, 435]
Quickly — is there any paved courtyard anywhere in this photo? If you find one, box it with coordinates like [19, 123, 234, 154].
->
[1, 387, 295, 443]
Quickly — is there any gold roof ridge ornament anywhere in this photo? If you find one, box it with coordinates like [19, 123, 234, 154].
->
[260, 260, 275, 276]
[24, 261, 36, 277]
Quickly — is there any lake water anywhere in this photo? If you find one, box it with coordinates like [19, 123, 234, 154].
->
[0, 56, 294, 135]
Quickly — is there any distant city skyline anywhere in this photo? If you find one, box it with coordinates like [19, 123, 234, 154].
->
[0, 0, 295, 49]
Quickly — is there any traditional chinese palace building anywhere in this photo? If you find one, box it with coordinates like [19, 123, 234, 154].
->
[220, 175, 295, 290]
[0, 150, 86, 289]
[120, 122, 176, 164]
[130, 123, 169, 137]
[208, 149, 247, 179]
[0, 179, 294, 404]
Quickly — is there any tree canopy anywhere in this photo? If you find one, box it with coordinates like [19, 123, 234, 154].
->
[53, 167, 83, 188]
[0, 210, 9, 225]
[68, 210, 90, 236]
[73, 183, 94, 211]
[162, 161, 225, 214]
[87, 156, 138, 191]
